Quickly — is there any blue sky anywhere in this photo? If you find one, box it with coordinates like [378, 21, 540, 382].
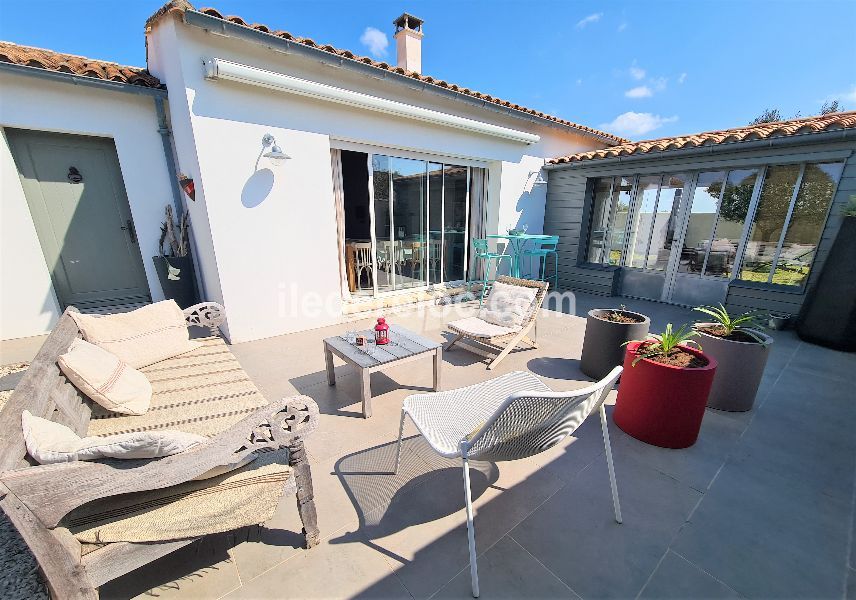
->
[1, 0, 854, 141]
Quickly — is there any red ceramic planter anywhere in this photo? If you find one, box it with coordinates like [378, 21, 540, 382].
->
[614, 342, 717, 449]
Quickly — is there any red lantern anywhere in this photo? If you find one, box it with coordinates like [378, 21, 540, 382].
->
[374, 317, 390, 345]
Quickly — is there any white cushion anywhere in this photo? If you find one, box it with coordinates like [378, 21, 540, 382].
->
[22, 410, 206, 464]
[70, 300, 202, 368]
[58, 339, 152, 415]
[478, 281, 538, 328]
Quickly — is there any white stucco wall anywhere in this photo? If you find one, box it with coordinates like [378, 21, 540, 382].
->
[0, 71, 175, 340]
[146, 13, 608, 342]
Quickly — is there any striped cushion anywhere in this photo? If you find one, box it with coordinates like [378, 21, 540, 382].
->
[86, 337, 268, 439]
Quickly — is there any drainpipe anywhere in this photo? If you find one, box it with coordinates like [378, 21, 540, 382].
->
[153, 96, 184, 217]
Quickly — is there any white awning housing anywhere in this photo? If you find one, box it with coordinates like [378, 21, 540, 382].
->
[203, 58, 541, 145]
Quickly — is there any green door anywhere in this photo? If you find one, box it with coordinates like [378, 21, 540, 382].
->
[6, 129, 151, 309]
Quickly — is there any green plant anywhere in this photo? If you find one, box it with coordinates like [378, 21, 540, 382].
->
[623, 323, 701, 366]
[843, 195, 856, 218]
[693, 303, 768, 343]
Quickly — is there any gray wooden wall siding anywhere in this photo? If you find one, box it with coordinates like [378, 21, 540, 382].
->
[543, 138, 856, 314]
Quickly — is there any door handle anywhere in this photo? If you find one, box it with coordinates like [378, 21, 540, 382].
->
[120, 219, 138, 244]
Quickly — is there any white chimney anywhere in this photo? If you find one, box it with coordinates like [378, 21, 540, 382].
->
[393, 13, 424, 74]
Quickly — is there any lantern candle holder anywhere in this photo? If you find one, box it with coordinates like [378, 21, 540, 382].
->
[374, 317, 390, 345]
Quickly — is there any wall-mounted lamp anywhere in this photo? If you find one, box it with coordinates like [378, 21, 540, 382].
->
[261, 133, 290, 167]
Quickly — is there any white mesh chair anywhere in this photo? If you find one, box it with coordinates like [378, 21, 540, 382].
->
[394, 366, 623, 597]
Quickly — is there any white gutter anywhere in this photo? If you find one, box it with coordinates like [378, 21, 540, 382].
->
[203, 58, 540, 145]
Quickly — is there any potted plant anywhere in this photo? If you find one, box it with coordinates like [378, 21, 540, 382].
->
[693, 304, 772, 412]
[152, 205, 199, 309]
[797, 195, 856, 351]
[580, 305, 650, 380]
[613, 324, 717, 449]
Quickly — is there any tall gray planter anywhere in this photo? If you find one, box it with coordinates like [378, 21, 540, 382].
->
[694, 324, 772, 412]
[580, 309, 650, 380]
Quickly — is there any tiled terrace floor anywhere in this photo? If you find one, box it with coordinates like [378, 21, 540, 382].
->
[10, 292, 856, 599]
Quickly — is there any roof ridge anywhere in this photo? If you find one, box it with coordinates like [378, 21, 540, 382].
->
[144, 2, 628, 145]
[549, 110, 856, 164]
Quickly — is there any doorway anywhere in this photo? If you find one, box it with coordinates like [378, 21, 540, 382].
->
[338, 149, 474, 298]
[6, 129, 151, 310]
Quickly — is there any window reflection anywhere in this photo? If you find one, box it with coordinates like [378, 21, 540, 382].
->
[772, 162, 843, 286]
[646, 174, 686, 271]
[627, 176, 660, 269]
[739, 165, 801, 283]
[678, 171, 726, 274]
[586, 178, 613, 263]
[605, 177, 633, 265]
[704, 168, 759, 277]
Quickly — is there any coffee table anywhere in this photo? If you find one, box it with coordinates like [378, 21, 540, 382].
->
[323, 325, 442, 418]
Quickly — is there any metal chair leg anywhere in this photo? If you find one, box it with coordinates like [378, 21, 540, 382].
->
[394, 410, 406, 474]
[600, 404, 622, 524]
[462, 453, 480, 597]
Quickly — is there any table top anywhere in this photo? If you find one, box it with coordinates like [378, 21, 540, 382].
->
[487, 233, 553, 240]
[324, 324, 440, 368]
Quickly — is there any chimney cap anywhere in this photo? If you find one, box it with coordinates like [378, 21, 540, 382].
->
[393, 13, 424, 33]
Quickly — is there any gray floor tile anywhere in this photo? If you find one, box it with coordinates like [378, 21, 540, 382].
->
[615, 408, 746, 492]
[339, 455, 565, 598]
[433, 536, 579, 599]
[638, 551, 740, 599]
[670, 459, 850, 598]
[510, 455, 702, 599]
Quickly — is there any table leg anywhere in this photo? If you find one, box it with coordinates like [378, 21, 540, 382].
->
[433, 347, 443, 391]
[361, 369, 372, 418]
[324, 344, 335, 386]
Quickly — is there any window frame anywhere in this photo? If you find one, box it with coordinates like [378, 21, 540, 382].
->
[581, 159, 844, 292]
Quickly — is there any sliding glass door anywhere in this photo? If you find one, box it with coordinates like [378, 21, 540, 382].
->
[368, 153, 471, 295]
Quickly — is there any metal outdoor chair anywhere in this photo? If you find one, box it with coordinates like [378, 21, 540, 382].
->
[394, 366, 624, 597]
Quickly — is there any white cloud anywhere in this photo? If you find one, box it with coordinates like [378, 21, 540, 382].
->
[629, 64, 646, 80]
[576, 13, 603, 28]
[359, 27, 388, 58]
[625, 86, 652, 98]
[678, 72, 687, 84]
[836, 84, 856, 103]
[618, 22, 628, 32]
[600, 112, 678, 137]
[576, 78, 583, 85]
[651, 76, 668, 92]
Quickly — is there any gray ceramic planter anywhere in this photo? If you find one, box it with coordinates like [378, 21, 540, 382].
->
[580, 309, 650, 380]
[694, 324, 772, 412]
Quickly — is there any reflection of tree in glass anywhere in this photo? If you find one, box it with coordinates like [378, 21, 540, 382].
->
[708, 173, 756, 224]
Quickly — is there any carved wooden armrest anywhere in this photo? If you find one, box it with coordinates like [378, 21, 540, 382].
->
[0, 395, 319, 529]
[183, 302, 226, 335]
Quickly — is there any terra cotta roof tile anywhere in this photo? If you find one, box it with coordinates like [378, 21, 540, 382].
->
[549, 111, 856, 164]
[0, 40, 163, 89]
[144, 1, 626, 145]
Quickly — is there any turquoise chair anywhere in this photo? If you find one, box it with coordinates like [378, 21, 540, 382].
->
[522, 235, 559, 288]
[472, 238, 512, 306]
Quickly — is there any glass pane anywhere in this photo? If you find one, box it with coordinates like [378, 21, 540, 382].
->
[704, 168, 759, 277]
[627, 176, 661, 268]
[773, 162, 844, 286]
[391, 156, 427, 290]
[678, 171, 726, 274]
[605, 176, 634, 266]
[372, 155, 394, 293]
[442, 165, 468, 283]
[646, 173, 687, 270]
[428, 163, 443, 285]
[586, 178, 613, 263]
[739, 165, 801, 283]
